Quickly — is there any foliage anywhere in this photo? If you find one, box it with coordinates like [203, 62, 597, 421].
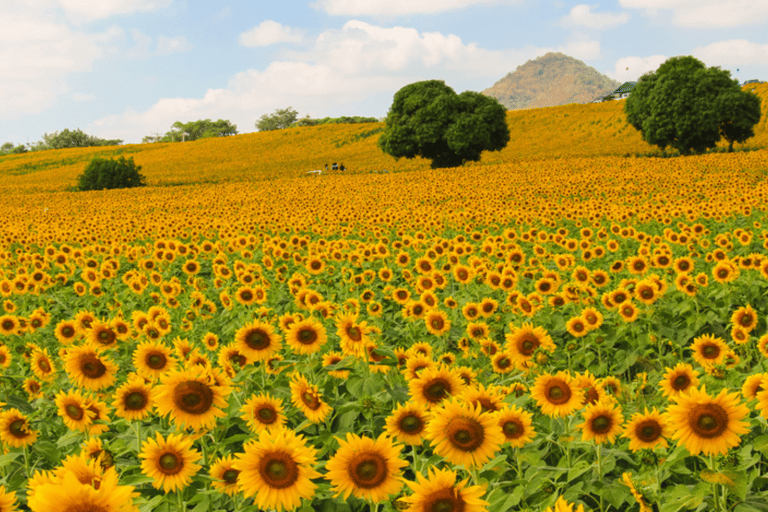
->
[0, 142, 27, 155]
[256, 107, 299, 131]
[624, 56, 762, 155]
[30, 128, 123, 151]
[142, 119, 238, 143]
[75, 156, 146, 191]
[292, 115, 380, 128]
[378, 80, 510, 168]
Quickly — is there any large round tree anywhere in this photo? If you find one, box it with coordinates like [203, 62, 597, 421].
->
[625, 56, 761, 155]
[378, 80, 510, 168]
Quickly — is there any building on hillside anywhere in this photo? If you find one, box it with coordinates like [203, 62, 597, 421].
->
[742, 79, 765, 86]
[591, 81, 637, 103]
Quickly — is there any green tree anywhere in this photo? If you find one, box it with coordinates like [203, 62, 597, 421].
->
[143, 119, 238, 143]
[0, 142, 28, 155]
[36, 128, 122, 150]
[378, 80, 510, 168]
[625, 56, 761, 155]
[76, 156, 146, 191]
[255, 107, 299, 131]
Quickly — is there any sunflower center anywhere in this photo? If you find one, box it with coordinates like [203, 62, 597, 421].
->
[520, 337, 538, 355]
[173, 380, 214, 415]
[424, 379, 450, 403]
[702, 345, 720, 359]
[9, 419, 27, 438]
[637, 421, 661, 442]
[346, 326, 362, 342]
[98, 329, 114, 342]
[79, 355, 107, 379]
[591, 415, 612, 434]
[245, 329, 270, 350]
[740, 315, 753, 327]
[502, 419, 523, 439]
[297, 328, 317, 345]
[301, 391, 321, 410]
[125, 391, 148, 410]
[349, 453, 388, 488]
[431, 318, 444, 330]
[692, 404, 728, 438]
[147, 353, 167, 369]
[545, 380, 571, 405]
[66, 404, 84, 420]
[158, 452, 182, 474]
[62, 326, 75, 337]
[257, 406, 277, 423]
[446, 417, 485, 452]
[425, 488, 465, 512]
[38, 359, 51, 372]
[496, 357, 512, 369]
[400, 414, 423, 434]
[222, 469, 239, 484]
[672, 374, 690, 390]
[260, 452, 299, 489]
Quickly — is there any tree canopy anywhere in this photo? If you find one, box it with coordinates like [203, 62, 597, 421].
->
[30, 129, 122, 151]
[256, 107, 299, 131]
[143, 119, 238, 143]
[624, 56, 761, 155]
[378, 80, 510, 168]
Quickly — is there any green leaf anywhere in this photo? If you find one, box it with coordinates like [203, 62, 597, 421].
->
[567, 460, 591, 483]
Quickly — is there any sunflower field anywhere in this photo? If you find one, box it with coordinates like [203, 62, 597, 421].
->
[1, 84, 768, 512]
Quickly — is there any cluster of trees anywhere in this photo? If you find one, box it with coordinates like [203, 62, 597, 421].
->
[142, 119, 238, 143]
[625, 56, 761, 154]
[1, 129, 122, 156]
[255, 107, 379, 131]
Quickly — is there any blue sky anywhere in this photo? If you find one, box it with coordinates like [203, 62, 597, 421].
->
[2, 0, 767, 145]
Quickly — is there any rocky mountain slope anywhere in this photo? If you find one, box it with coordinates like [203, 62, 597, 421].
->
[483, 52, 620, 110]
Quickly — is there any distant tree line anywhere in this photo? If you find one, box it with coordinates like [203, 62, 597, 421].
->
[255, 107, 379, 131]
[142, 119, 238, 143]
[1, 128, 122, 156]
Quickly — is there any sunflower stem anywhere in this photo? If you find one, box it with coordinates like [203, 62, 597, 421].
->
[596, 444, 605, 512]
[710, 454, 723, 512]
[370, 502, 379, 512]
[177, 487, 185, 511]
[22, 444, 30, 478]
[134, 421, 142, 453]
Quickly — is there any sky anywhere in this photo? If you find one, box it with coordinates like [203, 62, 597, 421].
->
[2, 0, 767, 145]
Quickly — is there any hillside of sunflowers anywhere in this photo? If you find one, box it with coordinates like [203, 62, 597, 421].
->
[0, 82, 767, 512]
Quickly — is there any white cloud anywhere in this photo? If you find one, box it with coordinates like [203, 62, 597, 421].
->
[0, 9, 121, 118]
[607, 54, 668, 82]
[57, 0, 174, 23]
[92, 20, 600, 143]
[619, 0, 768, 27]
[157, 35, 191, 55]
[312, 0, 512, 16]
[239, 21, 303, 47]
[692, 39, 768, 68]
[561, 4, 629, 29]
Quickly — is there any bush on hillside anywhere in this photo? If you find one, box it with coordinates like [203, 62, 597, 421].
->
[76, 156, 146, 191]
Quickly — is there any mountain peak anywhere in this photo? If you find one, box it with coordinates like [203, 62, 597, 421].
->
[483, 52, 620, 110]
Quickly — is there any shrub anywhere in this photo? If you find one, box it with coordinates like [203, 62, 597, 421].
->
[76, 156, 146, 191]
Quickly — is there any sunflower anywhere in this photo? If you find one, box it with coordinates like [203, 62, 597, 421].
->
[576, 400, 624, 444]
[290, 374, 332, 423]
[234, 319, 281, 361]
[634, 279, 660, 305]
[286, 318, 328, 355]
[402, 467, 488, 512]
[496, 405, 536, 448]
[385, 402, 431, 446]
[0, 486, 16, 512]
[24, 377, 43, 400]
[335, 312, 371, 356]
[240, 393, 287, 433]
[209, 455, 241, 496]
[140, 432, 202, 493]
[505, 323, 556, 363]
[133, 340, 177, 380]
[660, 363, 700, 398]
[325, 432, 407, 503]
[667, 386, 750, 456]
[85, 320, 118, 350]
[622, 407, 669, 452]
[712, 261, 738, 283]
[55, 389, 95, 432]
[617, 301, 639, 323]
[690, 334, 729, 368]
[565, 317, 588, 338]
[530, 371, 584, 417]
[742, 373, 768, 400]
[460, 383, 505, 413]
[0, 315, 19, 336]
[233, 428, 320, 512]
[112, 375, 154, 421]
[491, 352, 516, 373]
[53, 320, 79, 345]
[731, 304, 758, 333]
[64, 345, 117, 391]
[620, 473, 653, 512]
[154, 366, 228, 430]
[27, 467, 136, 512]
[544, 496, 586, 512]
[424, 310, 451, 337]
[0, 345, 10, 368]
[0, 408, 38, 448]
[408, 366, 466, 409]
[30, 348, 56, 381]
[425, 398, 504, 469]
